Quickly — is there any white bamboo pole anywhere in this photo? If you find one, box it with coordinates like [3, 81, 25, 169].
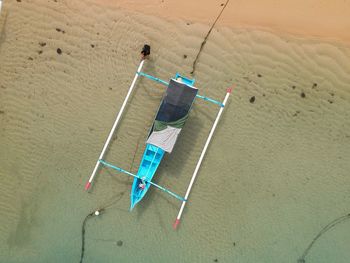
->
[85, 59, 145, 190]
[173, 87, 232, 229]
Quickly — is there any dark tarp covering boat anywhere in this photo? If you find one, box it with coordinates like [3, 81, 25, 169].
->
[146, 79, 198, 153]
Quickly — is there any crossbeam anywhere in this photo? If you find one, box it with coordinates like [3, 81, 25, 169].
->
[138, 72, 224, 107]
[99, 160, 186, 202]
[137, 72, 168, 86]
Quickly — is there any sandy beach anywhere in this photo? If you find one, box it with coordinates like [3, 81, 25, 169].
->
[0, 0, 350, 262]
[96, 0, 350, 44]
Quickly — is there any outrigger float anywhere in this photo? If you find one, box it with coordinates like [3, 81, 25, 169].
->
[85, 45, 232, 229]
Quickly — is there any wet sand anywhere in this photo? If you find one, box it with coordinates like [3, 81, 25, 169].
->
[0, 1, 350, 262]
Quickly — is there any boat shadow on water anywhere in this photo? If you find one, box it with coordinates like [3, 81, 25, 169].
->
[0, 12, 8, 50]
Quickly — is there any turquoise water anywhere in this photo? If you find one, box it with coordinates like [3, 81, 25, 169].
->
[1, 1, 350, 262]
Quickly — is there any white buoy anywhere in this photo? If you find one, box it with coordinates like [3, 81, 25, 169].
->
[94, 210, 100, 216]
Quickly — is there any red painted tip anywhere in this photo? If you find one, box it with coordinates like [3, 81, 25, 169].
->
[85, 182, 91, 191]
[227, 87, 233, 93]
[173, 219, 180, 230]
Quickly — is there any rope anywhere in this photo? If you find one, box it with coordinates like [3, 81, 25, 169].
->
[79, 211, 102, 263]
[297, 213, 350, 263]
[191, 0, 230, 75]
[79, 192, 125, 263]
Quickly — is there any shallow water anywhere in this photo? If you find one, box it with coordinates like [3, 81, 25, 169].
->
[1, 1, 350, 262]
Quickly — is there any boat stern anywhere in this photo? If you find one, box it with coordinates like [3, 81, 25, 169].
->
[130, 144, 165, 210]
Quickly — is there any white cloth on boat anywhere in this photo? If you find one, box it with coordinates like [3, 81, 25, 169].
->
[146, 126, 182, 153]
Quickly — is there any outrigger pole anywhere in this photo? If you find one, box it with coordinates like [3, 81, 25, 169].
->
[85, 45, 150, 190]
[173, 87, 233, 229]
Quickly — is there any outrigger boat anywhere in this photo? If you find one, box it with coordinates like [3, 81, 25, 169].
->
[85, 45, 232, 229]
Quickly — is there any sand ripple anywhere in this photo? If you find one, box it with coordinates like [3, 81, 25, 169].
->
[0, 0, 350, 262]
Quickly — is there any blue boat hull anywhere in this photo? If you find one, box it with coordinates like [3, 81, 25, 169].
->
[130, 73, 196, 209]
[130, 143, 165, 210]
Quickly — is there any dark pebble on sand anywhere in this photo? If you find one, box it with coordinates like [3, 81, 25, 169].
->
[117, 240, 123, 247]
[38, 50, 43, 54]
[28, 57, 33, 60]
[292, 85, 296, 89]
[257, 73, 262, 77]
[56, 28, 62, 32]
[57, 48, 62, 54]
[293, 110, 300, 116]
[221, 3, 224, 6]
[39, 42, 46, 47]
[183, 54, 187, 59]
[17, 0, 21, 2]
[300, 92, 306, 98]
[312, 83, 317, 88]
[91, 44, 95, 48]
[250, 96, 256, 103]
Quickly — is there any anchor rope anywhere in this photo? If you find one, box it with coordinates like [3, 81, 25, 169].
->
[79, 192, 125, 263]
[191, 0, 230, 75]
[297, 213, 350, 263]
